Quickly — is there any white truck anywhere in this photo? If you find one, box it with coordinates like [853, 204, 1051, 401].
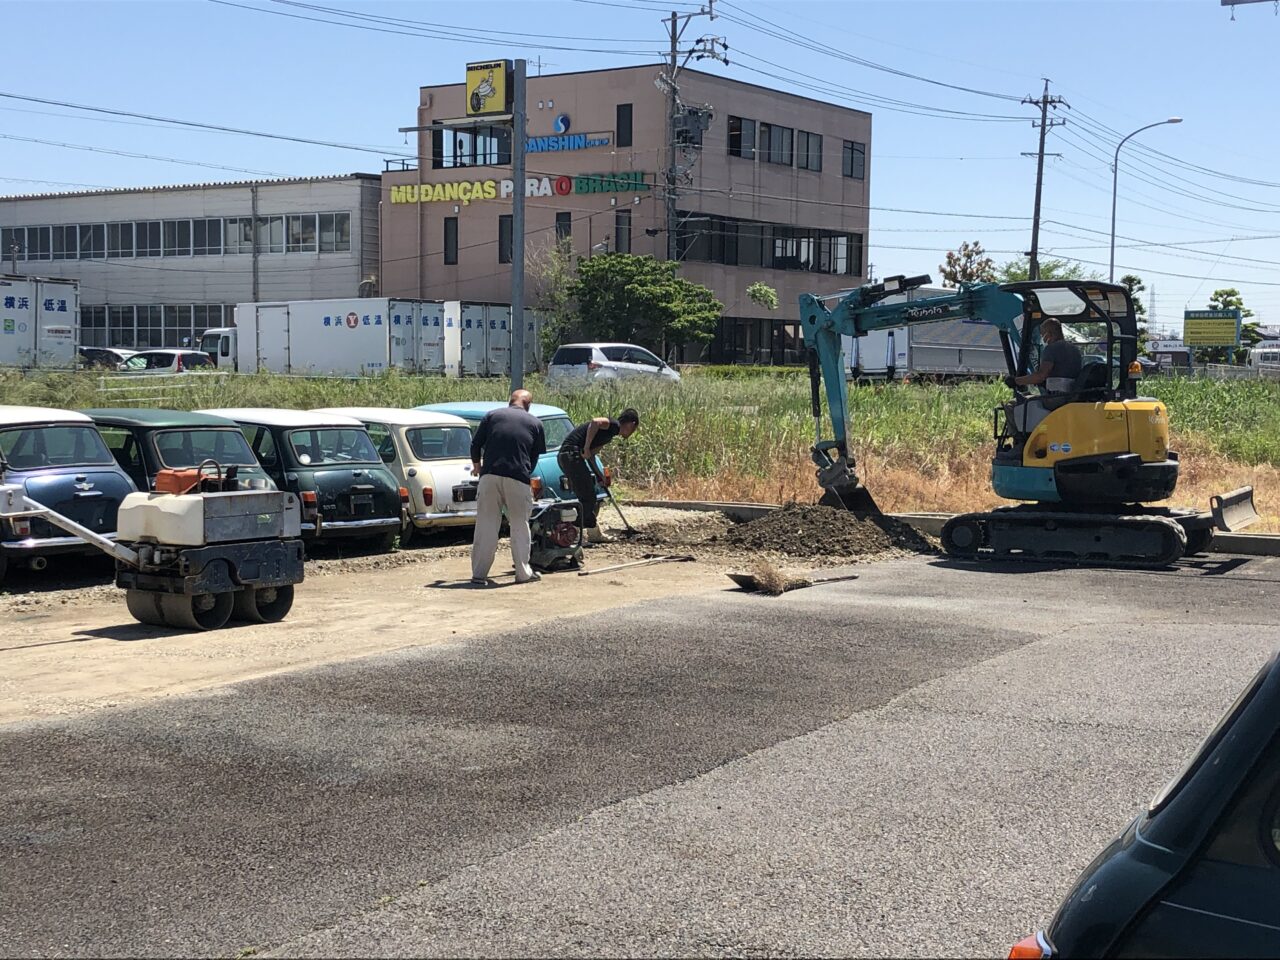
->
[0, 275, 78, 369]
[841, 285, 1006, 380]
[200, 298, 541, 377]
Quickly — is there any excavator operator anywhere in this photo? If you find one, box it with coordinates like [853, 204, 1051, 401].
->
[1011, 318, 1082, 394]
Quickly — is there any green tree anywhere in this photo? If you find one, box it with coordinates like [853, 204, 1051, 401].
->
[996, 257, 1096, 282]
[939, 241, 996, 287]
[1120, 274, 1150, 352]
[746, 281, 779, 311]
[570, 253, 723, 356]
[528, 237, 578, 360]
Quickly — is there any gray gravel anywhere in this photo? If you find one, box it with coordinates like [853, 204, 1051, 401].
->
[2, 553, 1277, 958]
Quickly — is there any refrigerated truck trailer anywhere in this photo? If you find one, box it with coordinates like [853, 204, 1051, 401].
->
[202, 299, 541, 377]
[0, 275, 77, 369]
[839, 285, 1006, 380]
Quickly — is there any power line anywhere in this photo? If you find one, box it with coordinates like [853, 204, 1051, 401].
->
[0, 91, 413, 158]
[0, 134, 286, 177]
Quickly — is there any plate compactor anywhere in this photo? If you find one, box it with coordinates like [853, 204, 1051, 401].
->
[0, 460, 304, 630]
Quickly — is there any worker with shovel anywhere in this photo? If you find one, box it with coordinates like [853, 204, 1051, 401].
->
[558, 407, 639, 545]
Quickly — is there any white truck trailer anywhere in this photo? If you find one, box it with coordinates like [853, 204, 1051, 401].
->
[201, 299, 540, 377]
[0, 275, 78, 369]
[841, 285, 1006, 380]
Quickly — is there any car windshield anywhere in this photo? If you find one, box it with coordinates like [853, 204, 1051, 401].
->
[0, 425, 115, 469]
[288, 428, 379, 466]
[541, 416, 574, 450]
[407, 426, 472, 460]
[153, 428, 258, 469]
[199, 334, 221, 354]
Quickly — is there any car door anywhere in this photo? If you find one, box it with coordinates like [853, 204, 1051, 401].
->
[600, 345, 634, 379]
[1110, 734, 1280, 957]
[626, 346, 668, 379]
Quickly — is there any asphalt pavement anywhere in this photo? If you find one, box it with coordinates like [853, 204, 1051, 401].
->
[2, 553, 1277, 958]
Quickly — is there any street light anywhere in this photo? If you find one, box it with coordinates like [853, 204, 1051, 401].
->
[1110, 117, 1182, 281]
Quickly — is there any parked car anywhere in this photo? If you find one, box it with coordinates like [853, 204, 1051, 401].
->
[78, 346, 135, 369]
[83, 408, 276, 493]
[1009, 650, 1280, 959]
[117, 349, 215, 375]
[417, 401, 609, 510]
[202, 408, 405, 547]
[0, 406, 136, 582]
[314, 407, 478, 544]
[546, 343, 681, 386]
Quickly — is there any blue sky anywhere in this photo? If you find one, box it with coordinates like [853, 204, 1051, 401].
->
[4, 0, 1278, 331]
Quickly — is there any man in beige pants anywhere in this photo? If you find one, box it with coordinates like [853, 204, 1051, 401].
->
[469, 389, 547, 585]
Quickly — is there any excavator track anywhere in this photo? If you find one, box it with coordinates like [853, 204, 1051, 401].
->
[941, 507, 1188, 569]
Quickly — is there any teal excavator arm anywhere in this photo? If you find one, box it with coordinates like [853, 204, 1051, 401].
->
[797, 274, 1027, 513]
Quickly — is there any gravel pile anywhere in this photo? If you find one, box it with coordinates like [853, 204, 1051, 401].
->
[722, 503, 934, 559]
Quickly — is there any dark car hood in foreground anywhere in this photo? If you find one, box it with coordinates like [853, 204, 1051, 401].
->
[7, 465, 136, 538]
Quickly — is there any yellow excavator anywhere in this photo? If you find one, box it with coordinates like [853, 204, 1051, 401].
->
[799, 274, 1258, 567]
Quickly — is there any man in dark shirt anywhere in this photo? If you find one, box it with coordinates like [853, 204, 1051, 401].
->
[469, 389, 547, 585]
[557, 407, 640, 544]
[1014, 318, 1083, 393]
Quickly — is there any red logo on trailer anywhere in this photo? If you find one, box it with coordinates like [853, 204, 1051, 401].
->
[345, 312, 359, 329]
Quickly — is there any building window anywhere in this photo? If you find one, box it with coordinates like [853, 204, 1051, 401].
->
[80, 305, 108, 347]
[192, 304, 223, 338]
[28, 226, 51, 261]
[615, 209, 631, 254]
[435, 124, 512, 168]
[728, 116, 756, 159]
[135, 305, 163, 348]
[616, 103, 633, 148]
[444, 217, 458, 265]
[107, 222, 134, 258]
[318, 212, 351, 253]
[76, 223, 105, 259]
[163, 305, 194, 348]
[135, 221, 162, 258]
[51, 225, 77, 261]
[676, 211, 860, 275]
[1, 226, 23, 260]
[759, 122, 793, 166]
[193, 219, 223, 256]
[224, 218, 253, 255]
[555, 211, 572, 242]
[107, 306, 134, 348]
[842, 140, 866, 180]
[797, 131, 823, 172]
[255, 216, 284, 254]
[498, 214, 513, 264]
[161, 220, 192, 257]
[286, 214, 318, 253]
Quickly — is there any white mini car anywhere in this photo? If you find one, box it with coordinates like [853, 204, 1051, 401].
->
[313, 407, 478, 543]
[545, 343, 681, 386]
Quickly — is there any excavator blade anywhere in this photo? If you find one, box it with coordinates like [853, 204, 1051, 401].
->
[1211, 486, 1259, 532]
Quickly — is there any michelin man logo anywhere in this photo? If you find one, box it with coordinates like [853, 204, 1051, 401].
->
[554, 113, 571, 134]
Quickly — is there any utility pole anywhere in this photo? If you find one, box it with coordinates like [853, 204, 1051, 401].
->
[510, 58, 527, 392]
[662, 2, 727, 265]
[1021, 80, 1066, 281]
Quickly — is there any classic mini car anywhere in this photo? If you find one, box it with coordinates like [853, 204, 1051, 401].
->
[202, 408, 405, 547]
[417, 401, 608, 509]
[84, 408, 276, 493]
[1009, 650, 1280, 959]
[0, 406, 135, 582]
[313, 407, 478, 545]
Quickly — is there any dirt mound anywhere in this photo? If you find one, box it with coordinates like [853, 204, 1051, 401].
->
[721, 503, 935, 559]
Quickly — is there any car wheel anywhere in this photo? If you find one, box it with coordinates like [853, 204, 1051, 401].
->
[372, 531, 398, 552]
[0, 552, 7, 585]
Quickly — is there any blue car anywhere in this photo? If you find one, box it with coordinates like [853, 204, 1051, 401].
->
[0, 406, 136, 583]
[417, 402, 607, 507]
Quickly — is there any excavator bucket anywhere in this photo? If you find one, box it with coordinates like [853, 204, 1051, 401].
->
[819, 482, 884, 517]
[1211, 486, 1259, 532]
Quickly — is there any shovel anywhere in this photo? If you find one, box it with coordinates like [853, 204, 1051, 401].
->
[590, 462, 641, 538]
[727, 571, 860, 594]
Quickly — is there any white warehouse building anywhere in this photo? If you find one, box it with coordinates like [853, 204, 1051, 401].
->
[0, 173, 381, 350]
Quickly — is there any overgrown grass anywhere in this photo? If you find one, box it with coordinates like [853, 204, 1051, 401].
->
[3, 368, 1277, 500]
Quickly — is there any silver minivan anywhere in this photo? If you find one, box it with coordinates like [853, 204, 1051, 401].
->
[546, 343, 681, 386]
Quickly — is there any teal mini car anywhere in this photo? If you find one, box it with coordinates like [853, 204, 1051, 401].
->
[417, 402, 607, 507]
